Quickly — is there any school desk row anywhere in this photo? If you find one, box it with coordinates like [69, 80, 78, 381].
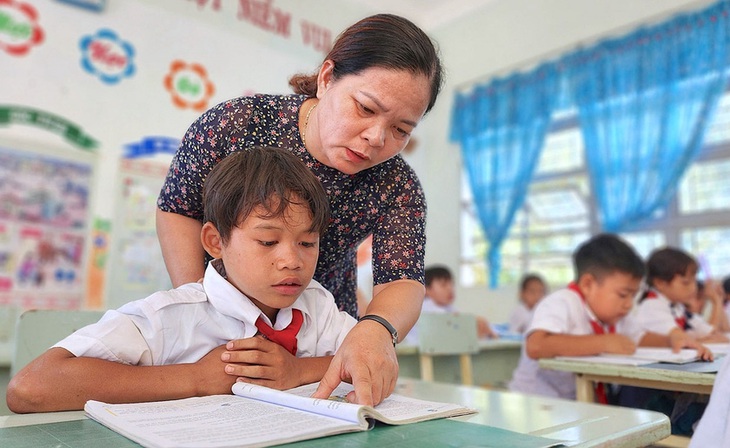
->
[396, 338, 522, 388]
[0, 378, 670, 447]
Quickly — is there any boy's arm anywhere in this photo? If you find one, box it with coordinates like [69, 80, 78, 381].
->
[6, 345, 236, 413]
[638, 329, 715, 360]
[526, 330, 636, 359]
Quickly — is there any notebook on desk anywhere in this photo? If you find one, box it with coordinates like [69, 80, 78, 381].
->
[641, 356, 725, 373]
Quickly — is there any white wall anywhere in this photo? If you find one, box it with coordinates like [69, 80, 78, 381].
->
[1, 0, 721, 319]
[422, 0, 717, 322]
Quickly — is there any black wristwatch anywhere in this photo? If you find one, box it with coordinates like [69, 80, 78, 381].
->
[359, 314, 398, 347]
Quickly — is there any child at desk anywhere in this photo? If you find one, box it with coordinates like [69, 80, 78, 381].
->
[7, 147, 357, 413]
[404, 265, 496, 345]
[508, 234, 712, 401]
[508, 273, 547, 334]
[635, 247, 729, 344]
[689, 279, 730, 334]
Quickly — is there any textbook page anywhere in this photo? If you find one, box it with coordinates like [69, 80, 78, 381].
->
[281, 382, 477, 424]
[556, 348, 702, 365]
[85, 383, 476, 448]
[84, 394, 366, 448]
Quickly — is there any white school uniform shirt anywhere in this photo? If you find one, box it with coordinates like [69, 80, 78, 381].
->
[55, 260, 357, 365]
[634, 289, 714, 339]
[690, 354, 730, 448]
[403, 297, 455, 345]
[508, 302, 533, 334]
[508, 286, 645, 400]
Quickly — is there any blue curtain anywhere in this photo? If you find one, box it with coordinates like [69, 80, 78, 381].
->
[451, 65, 559, 287]
[564, 2, 730, 232]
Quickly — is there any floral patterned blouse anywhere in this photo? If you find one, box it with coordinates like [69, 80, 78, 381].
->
[157, 94, 426, 317]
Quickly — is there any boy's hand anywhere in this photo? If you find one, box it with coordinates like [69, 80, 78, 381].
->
[668, 329, 714, 361]
[705, 280, 724, 306]
[221, 337, 303, 390]
[476, 317, 498, 339]
[602, 334, 636, 354]
[193, 345, 239, 396]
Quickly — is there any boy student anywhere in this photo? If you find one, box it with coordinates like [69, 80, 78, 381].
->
[635, 247, 729, 344]
[508, 234, 712, 401]
[689, 279, 730, 333]
[508, 273, 548, 334]
[7, 147, 357, 413]
[404, 265, 496, 345]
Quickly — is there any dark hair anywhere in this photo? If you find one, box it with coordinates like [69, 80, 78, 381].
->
[520, 273, 546, 291]
[203, 147, 330, 244]
[646, 247, 698, 286]
[723, 275, 730, 295]
[573, 233, 645, 281]
[425, 265, 452, 287]
[289, 14, 443, 114]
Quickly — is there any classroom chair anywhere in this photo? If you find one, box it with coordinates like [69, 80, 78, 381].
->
[417, 313, 479, 385]
[10, 309, 105, 377]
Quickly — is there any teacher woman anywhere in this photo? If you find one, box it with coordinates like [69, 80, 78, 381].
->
[156, 13, 443, 406]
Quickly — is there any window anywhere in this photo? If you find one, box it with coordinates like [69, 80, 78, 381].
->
[460, 90, 730, 287]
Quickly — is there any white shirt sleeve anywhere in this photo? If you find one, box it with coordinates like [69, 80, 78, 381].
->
[689, 355, 730, 448]
[635, 299, 679, 336]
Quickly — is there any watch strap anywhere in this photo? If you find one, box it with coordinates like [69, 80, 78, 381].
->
[358, 314, 398, 346]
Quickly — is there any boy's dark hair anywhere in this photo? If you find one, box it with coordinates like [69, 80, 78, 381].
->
[424, 265, 452, 287]
[203, 147, 330, 244]
[573, 233, 645, 281]
[645, 247, 698, 286]
[520, 273, 546, 291]
[723, 276, 730, 295]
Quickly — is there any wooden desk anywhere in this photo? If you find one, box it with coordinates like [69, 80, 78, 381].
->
[538, 358, 717, 402]
[0, 378, 670, 447]
[397, 339, 522, 387]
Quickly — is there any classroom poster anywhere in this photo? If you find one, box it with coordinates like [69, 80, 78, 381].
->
[105, 157, 172, 309]
[0, 146, 91, 309]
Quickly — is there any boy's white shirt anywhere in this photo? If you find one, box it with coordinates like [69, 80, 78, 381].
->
[508, 302, 533, 334]
[508, 287, 644, 400]
[55, 260, 357, 365]
[635, 289, 714, 338]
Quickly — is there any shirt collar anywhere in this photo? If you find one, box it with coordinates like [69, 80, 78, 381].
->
[202, 259, 313, 332]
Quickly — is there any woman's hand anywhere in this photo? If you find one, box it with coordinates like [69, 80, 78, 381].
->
[311, 320, 398, 406]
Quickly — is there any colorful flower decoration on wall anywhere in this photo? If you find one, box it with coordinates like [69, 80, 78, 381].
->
[164, 60, 215, 112]
[79, 28, 135, 84]
[0, 0, 44, 56]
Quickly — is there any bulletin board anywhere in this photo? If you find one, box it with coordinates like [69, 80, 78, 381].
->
[0, 145, 93, 309]
[104, 157, 172, 310]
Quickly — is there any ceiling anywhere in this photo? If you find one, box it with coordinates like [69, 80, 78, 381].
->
[340, 0, 497, 31]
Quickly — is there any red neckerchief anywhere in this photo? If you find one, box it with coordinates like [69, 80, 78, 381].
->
[255, 309, 303, 355]
[642, 290, 688, 330]
[568, 282, 613, 404]
[568, 282, 616, 334]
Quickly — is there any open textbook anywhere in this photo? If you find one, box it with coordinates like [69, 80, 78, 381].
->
[84, 382, 477, 448]
[556, 347, 707, 366]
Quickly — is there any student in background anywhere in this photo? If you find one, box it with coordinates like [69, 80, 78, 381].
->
[404, 265, 497, 345]
[509, 273, 548, 334]
[508, 234, 711, 401]
[7, 147, 357, 413]
[689, 279, 730, 333]
[635, 247, 729, 344]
